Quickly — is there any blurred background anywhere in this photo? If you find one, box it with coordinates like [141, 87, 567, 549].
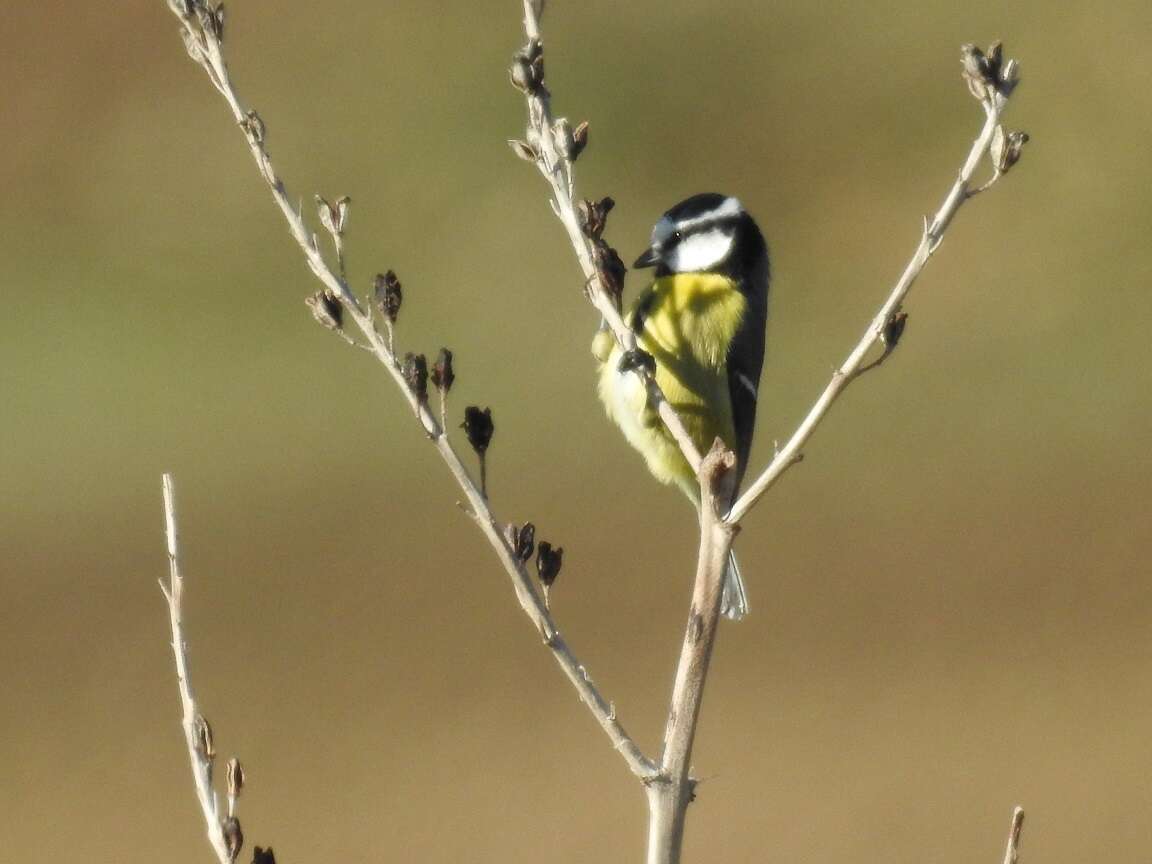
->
[3, 0, 1151, 861]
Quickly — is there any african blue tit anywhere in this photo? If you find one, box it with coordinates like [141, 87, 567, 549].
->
[593, 193, 769, 620]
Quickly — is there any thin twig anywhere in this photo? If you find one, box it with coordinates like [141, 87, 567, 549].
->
[516, 0, 702, 472]
[159, 473, 233, 864]
[1002, 807, 1025, 864]
[726, 94, 1011, 526]
[163, 1, 656, 782]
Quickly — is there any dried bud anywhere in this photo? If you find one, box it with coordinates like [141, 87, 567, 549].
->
[882, 312, 908, 350]
[508, 139, 539, 162]
[194, 714, 216, 762]
[461, 406, 494, 456]
[509, 42, 545, 95]
[252, 849, 277, 864]
[999, 58, 1021, 97]
[618, 348, 656, 377]
[316, 196, 335, 234]
[553, 119, 574, 155]
[226, 757, 245, 799]
[961, 41, 1019, 101]
[991, 127, 1029, 173]
[515, 522, 536, 562]
[570, 121, 589, 160]
[984, 41, 1004, 80]
[593, 240, 626, 309]
[960, 43, 992, 100]
[431, 348, 455, 394]
[536, 541, 563, 589]
[578, 196, 615, 239]
[223, 817, 244, 863]
[240, 110, 265, 146]
[373, 271, 402, 323]
[305, 289, 343, 332]
[509, 58, 533, 93]
[403, 353, 429, 403]
[316, 195, 350, 236]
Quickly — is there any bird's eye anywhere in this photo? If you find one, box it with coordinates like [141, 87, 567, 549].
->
[671, 230, 682, 243]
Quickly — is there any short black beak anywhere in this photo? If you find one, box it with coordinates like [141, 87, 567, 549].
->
[633, 246, 660, 269]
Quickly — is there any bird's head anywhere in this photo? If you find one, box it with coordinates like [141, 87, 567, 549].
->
[634, 193, 767, 279]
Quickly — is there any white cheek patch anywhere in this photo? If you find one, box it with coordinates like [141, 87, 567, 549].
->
[669, 228, 734, 272]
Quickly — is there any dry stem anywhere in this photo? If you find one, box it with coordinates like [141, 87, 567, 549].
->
[1002, 807, 1026, 864]
[727, 95, 1011, 525]
[159, 473, 234, 864]
[646, 442, 739, 863]
[517, 0, 702, 471]
[163, 0, 655, 782]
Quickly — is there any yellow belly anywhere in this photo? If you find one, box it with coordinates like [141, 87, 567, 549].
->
[595, 272, 745, 500]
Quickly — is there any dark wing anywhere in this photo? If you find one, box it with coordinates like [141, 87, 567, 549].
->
[725, 260, 770, 497]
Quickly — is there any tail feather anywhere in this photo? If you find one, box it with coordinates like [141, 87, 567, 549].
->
[721, 550, 749, 621]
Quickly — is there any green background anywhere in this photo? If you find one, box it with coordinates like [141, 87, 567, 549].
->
[3, 1, 1151, 861]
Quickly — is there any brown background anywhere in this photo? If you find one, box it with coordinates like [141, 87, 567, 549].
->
[3, 1, 1151, 861]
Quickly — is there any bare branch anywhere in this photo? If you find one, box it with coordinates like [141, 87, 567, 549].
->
[727, 58, 1024, 526]
[160, 473, 234, 864]
[162, 2, 656, 782]
[514, 0, 702, 472]
[1002, 807, 1026, 864]
[646, 441, 739, 864]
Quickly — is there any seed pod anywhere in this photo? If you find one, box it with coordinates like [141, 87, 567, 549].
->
[570, 121, 589, 160]
[373, 271, 402, 323]
[509, 59, 533, 94]
[403, 353, 429, 403]
[226, 757, 245, 799]
[991, 128, 1029, 173]
[461, 406, 494, 455]
[194, 714, 216, 762]
[536, 541, 563, 589]
[508, 139, 539, 162]
[316, 195, 350, 236]
[882, 312, 908, 349]
[593, 241, 626, 310]
[515, 523, 536, 562]
[578, 196, 614, 239]
[960, 43, 992, 100]
[984, 41, 1004, 81]
[240, 110, 266, 146]
[999, 58, 1021, 97]
[305, 289, 343, 331]
[509, 41, 545, 94]
[316, 196, 336, 234]
[431, 348, 455, 394]
[222, 817, 243, 863]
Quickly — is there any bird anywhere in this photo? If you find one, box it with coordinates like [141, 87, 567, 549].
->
[593, 193, 770, 620]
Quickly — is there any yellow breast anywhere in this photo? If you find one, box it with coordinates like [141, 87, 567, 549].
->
[594, 272, 745, 500]
[642, 272, 746, 367]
